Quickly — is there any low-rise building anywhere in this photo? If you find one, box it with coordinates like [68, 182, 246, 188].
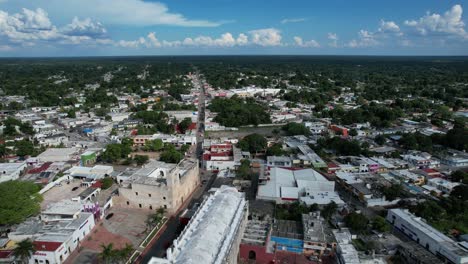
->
[390, 170, 426, 186]
[387, 209, 468, 264]
[427, 178, 460, 194]
[148, 186, 247, 264]
[8, 210, 95, 264]
[257, 167, 343, 206]
[36, 148, 79, 163]
[0, 162, 27, 183]
[332, 229, 360, 264]
[266, 156, 292, 168]
[117, 159, 199, 214]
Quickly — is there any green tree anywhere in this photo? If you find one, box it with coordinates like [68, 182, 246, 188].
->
[321, 201, 338, 220]
[19, 122, 34, 135]
[160, 145, 183, 163]
[450, 171, 468, 184]
[99, 243, 117, 264]
[178, 117, 192, 134]
[349, 129, 358, 137]
[144, 139, 163, 152]
[381, 184, 403, 201]
[15, 140, 35, 157]
[0, 181, 42, 225]
[101, 177, 114, 190]
[450, 185, 468, 201]
[266, 143, 285, 156]
[345, 212, 369, 233]
[238, 134, 267, 154]
[134, 154, 149, 165]
[374, 135, 386, 145]
[372, 216, 390, 233]
[236, 159, 251, 180]
[282, 122, 310, 136]
[67, 109, 76, 118]
[13, 239, 35, 264]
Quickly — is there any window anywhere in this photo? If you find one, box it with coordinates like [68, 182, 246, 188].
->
[149, 205, 153, 210]
[34, 260, 39, 264]
[163, 196, 166, 200]
[135, 192, 138, 196]
[148, 193, 151, 197]
[139, 204, 142, 208]
[164, 205, 167, 209]
[126, 201, 129, 205]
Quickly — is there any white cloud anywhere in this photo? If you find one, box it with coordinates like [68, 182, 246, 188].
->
[327, 32, 338, 47]
[117, 32, 250, 48]
[404, 4, 468, 38]
[0, 8, 60, 42]
[347, 30, 379, 48]
[281, 18, 307, 24]
[61, 17, 106, 37]
[379, 20, 400, 33]
[0, 8, 111, 46]
[248, 28, 282, 46]
[236, 33, 248, 46]
[16, 0, 223, 27]
[294, 36, 320, 48]
[147, 32, 161, 47]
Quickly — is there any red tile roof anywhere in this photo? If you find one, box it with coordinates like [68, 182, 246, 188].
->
[33, 241, 63, 252]
[28, 162, 52, 174]
[0, 250, 13, 259]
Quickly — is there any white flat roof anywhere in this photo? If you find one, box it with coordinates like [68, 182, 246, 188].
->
[152, 186, 246, 264]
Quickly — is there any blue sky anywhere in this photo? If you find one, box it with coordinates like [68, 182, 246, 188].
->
[0, 0, 467, 56]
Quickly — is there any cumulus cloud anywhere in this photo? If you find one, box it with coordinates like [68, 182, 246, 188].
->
[404, 4, 468, 38]
[248, 28, 282, 46]
[378, 20, 400, 33]
[294, 36, 320, 48]
[61, 17, 106, 37]
[347, 30, 379, 48]
[327, 32, 338, 47]
[0, 8, 111, 46]
[12, 0, 224, 27]
[116, 32, 251, 48]
[281, 18, 307, 24]
[0, 8, 60, 42]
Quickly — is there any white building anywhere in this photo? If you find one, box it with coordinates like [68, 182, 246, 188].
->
[304, 122, 327, 135]
[266, 156, 292, 167]
[332, 229, 360, 264]
[427, 178, 460, 194]
[0, 162, 27, 183]
[148, 186, 248, 264]
[66, 165, 114, 180]
[387, 209, 468, 264]
[9, 210, 95, 264]
[257, 167, 343, 205]
[36, 148, 78, 163]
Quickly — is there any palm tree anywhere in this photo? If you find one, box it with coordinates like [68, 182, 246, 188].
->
[13, 239, 35, 264]
[99, 243, 116, 264]
[117, 243, 134, 263]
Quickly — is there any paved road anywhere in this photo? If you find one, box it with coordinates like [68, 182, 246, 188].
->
[138, 70, 208, 263]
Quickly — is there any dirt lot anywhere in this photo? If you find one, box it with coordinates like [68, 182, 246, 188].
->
[40, 178, 85, 209]
[205, 125, 284, 139]
[65, 207, 150, 264]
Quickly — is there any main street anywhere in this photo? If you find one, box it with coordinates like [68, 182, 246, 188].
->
[137, 70, 212, 263]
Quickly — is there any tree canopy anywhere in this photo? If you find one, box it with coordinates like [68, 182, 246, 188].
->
[0, 181, 42, 225]
[238, 134, 267, 153]
[208, 96, 271, 127]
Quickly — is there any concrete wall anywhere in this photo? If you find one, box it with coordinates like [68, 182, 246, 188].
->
[117, 161, 199, 214]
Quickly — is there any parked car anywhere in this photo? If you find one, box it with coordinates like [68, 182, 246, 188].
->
[105, 213, 114, 220]
[71, 186, 79, 191]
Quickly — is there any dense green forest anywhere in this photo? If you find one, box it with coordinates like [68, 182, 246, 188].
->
[1, 56, 467, 116]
